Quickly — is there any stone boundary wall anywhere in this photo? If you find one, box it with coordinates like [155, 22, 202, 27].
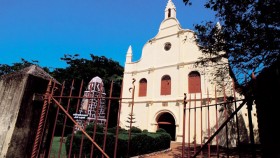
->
[0, 74, 28, 157]
[0, 65, 54, 158]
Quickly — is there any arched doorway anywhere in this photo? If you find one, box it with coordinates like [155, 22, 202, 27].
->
[157, 112, 176, 141]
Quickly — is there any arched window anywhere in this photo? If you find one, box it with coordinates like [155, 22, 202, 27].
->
[161, 75, 171, 95]
[168, 8, 171, 18]
[188, 71, 201, 93]
[139, 78, 147, 97]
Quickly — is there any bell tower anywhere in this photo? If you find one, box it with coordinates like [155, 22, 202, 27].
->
[165, 0, 176, 20]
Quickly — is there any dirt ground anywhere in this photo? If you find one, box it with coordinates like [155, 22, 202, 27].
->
[137, 141, 262, 158]
[138, 141, 183, 158]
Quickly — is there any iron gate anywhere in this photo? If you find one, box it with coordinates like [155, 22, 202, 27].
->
[30, 79, 132, 158]
[30, 78, 260, 158]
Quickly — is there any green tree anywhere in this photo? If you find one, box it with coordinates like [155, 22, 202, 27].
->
[0, 54, 124, 131]
[125, 113, 136, 129]
[182, 0, 279, 88]
[0, 58, 50, 76]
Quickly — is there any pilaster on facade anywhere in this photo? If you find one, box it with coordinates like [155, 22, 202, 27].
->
[177, 62, 185, 69]
[131, 71, 137, 76]
[148, 67, 155, 74]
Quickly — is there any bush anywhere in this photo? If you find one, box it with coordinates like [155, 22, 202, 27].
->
[65, 125, 171, 157]
[85, 123, 104, 133]
[156, 128, 167, 133]
[107, 126, 127, 134]
[129, 126, 142, 133]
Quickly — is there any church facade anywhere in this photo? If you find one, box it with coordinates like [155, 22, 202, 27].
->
[120, 0, 258, 144]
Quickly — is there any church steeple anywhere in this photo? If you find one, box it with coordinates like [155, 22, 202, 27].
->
[165, 0, 176, 20]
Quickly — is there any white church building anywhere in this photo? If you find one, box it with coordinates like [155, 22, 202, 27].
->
[120, 0, 258, 145]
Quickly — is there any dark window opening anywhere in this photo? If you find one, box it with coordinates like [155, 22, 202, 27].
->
[168, 8, 171, 18]
[164, 42, 171, 51]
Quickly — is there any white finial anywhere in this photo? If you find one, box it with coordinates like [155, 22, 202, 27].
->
[126, 45, 133, 63]
[216, 22, 222, 30]
[127, 45, 132, 54]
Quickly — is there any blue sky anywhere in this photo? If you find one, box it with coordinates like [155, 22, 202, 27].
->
[0, 0, 216, 70]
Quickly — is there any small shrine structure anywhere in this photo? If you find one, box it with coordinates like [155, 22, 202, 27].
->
[74, 76, 106, 131]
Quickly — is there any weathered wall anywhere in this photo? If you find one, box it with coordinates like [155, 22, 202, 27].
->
[0, 73, 49, 158]
[0, 73, 28, 158]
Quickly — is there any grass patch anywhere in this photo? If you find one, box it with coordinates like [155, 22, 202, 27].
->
[50, 137, 67, 157]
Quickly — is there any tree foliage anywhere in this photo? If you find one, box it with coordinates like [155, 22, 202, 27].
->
[50, 54, 123, 104]
[125, 113, 136, 129]
[0, 54, 124, 128]
[183, 0, 279, 87]
[50, 54, 124, 128]
[0, 58, 50, 76]
[51, 54, 123, 88]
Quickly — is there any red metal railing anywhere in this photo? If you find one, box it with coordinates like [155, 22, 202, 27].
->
[181, 79, 258, 157]
[32, 78, 258, 158]
[31, 79, 131, 158]
[31, 80, 52, 158]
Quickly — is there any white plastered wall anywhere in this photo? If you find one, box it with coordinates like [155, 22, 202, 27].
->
[120, 0, 258, 144]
